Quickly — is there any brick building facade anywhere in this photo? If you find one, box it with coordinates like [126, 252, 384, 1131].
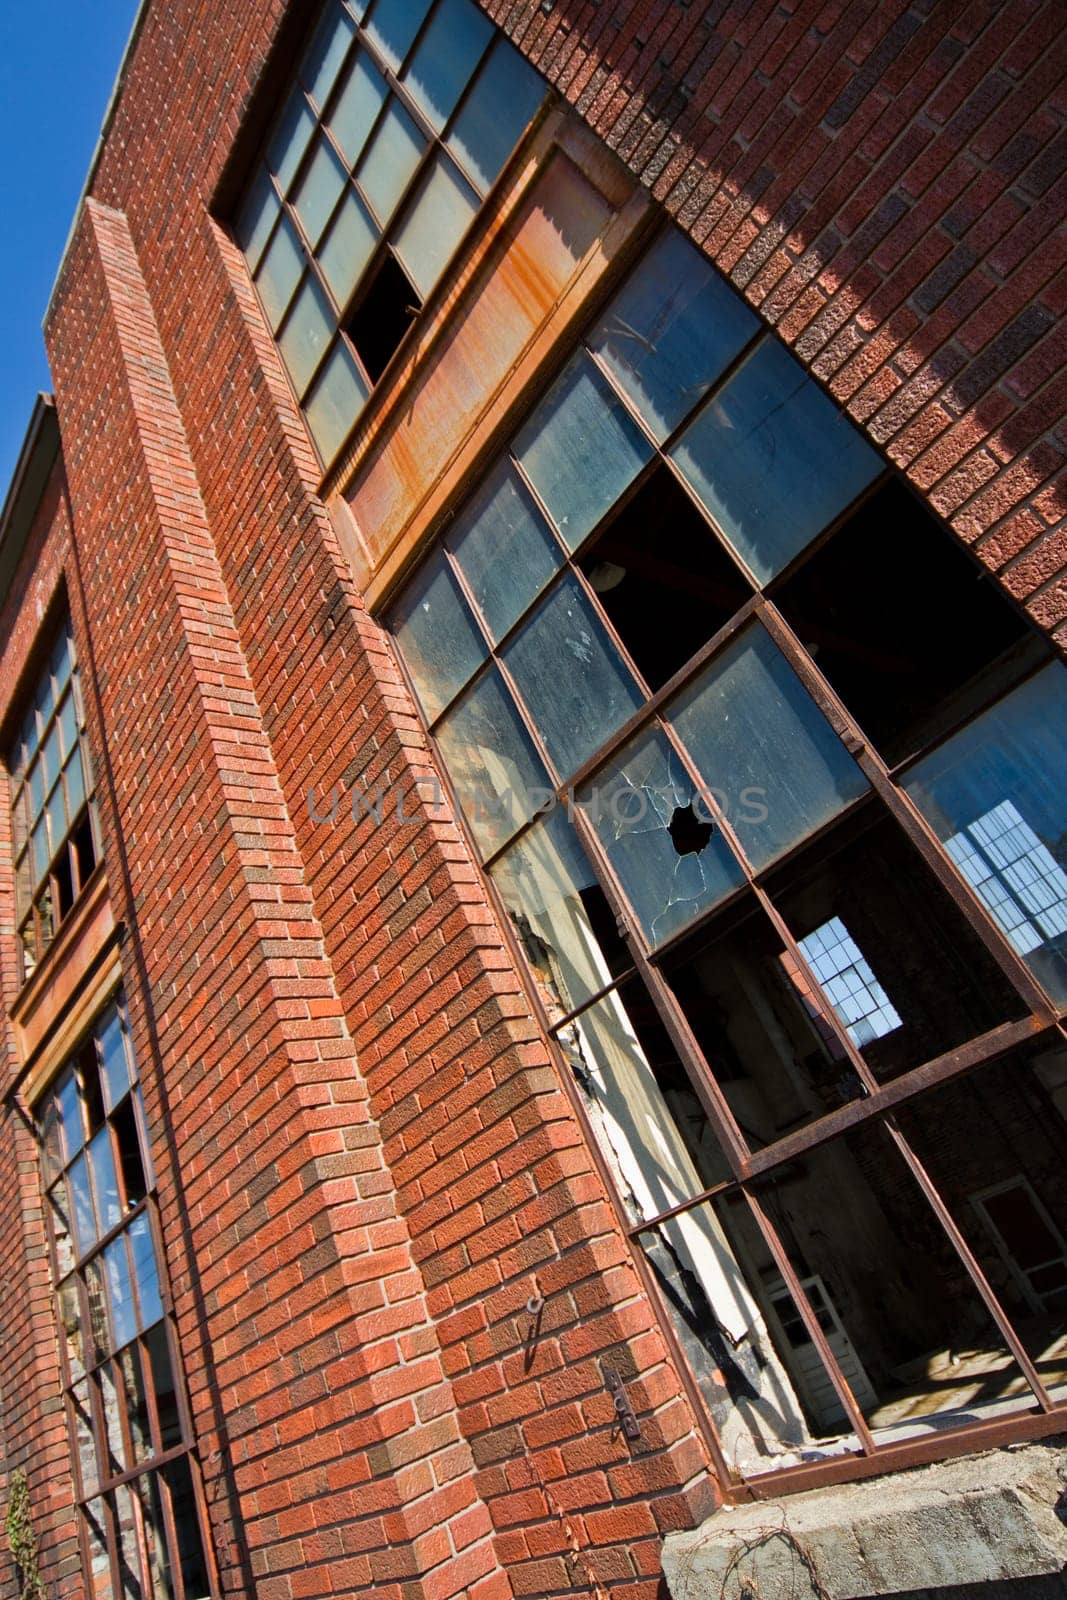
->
[1, 1, 1065, 1596]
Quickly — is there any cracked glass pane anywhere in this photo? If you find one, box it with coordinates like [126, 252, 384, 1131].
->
[450, 459, 562, 643]
[579, 726, 745, 948]
[390, 548, 487, 722]
[433, 666, 551, 857]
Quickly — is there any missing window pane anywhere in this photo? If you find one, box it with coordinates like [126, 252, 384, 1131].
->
[577, 465, 752, 690]
[345, 252, 420, 382]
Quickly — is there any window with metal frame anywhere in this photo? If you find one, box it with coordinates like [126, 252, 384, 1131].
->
[8, 615, 98, 984]
[388, 219, 1067, 1490]
[37, 1001, 216, 1600]
[235, 0, 548, 465]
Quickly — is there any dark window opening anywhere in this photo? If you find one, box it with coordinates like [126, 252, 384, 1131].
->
[578, 465, 752, 690]
[345, 253, 421, 382]
[113, 1099, 148, 1208]
[55, 850, 75, 919]
[669, 801, 715, 858]
[773, 479, 1039, 766]
[73, 811, 96, 890]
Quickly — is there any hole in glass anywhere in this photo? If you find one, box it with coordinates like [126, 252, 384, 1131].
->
[345, 252, 420, 381]
[668, 801, 714, 858]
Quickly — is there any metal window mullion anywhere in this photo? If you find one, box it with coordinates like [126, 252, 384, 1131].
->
[545, 965, 641, 1034]
[883, 1118, 1056, 1413]
[742, 1185, 879, 1455]
[757, 598, 1061, 1020]
[77, 1196, 151, 1279]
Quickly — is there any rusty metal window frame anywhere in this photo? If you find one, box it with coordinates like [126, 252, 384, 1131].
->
[36, 998, 219, 1599]
[7, 614, 99, 986]
[385, 217, 1067, 1492]
[234, 0, 548, 469]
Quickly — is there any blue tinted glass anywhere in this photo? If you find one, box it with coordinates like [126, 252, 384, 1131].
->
[329, 50, 388, 167]
[446, 36, 546, 195]
[236, 167, 281, 270]
[255, 215, 304, 329]
[590, 230, 759, 441]
[434, 667, 551, 857]
[904, 663, 1067, 1006]
[669, 624, 868, 871]
[59, 693, 78, 761]
[68, 1155, 96, 1257]
[364, 0, 432, 70]
[503, 574, 643, 782]
[580, 726, 745, 947]
[670, 341, 882, 584]
[58, 1071, 84, 1160]
[318, 187, 378, 307]
[292, 135, 348, 248]
[28, 759, 45, 819]
[391, 550, 487, 722]
[394, 153, 479, 296]
[65, 748, 87, 817]
[357, 99, 426, 225]
[513, 354, 653, 553]
[88, 1130, 121, 1236]
[104, 1237, 137, 1351]
[97, 1009, 130, 1113]
[278, 275, 334, 393]
[450, 460, 562, 642]
[305, 341, 370, 460]
[401, 0, 492, 131]
[301, 1, 356, 107]
[268, 88, 316, 192]
[129, 1214, 164, 1330]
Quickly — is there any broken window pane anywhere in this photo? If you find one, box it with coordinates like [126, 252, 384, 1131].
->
[669, 339, 882, 584]
[445, 36, 547, 195]
[513, 352, 654, 552]
[433, 666, 550, 857]
[503, 573, 643, 781]
[668, 623, 868, 872]
[556, 979, 732, 1222]
[665, 895, 869, 1145]
[589, 228, 758, 441]
[895, 1041, 1067, 1390]
[577, 463, 752, 690]
[449, 459, 562, 642]
[578, 725, 745, 948]
[490, 808, 629, 1022]
[390, 549, 486, 722]
[904, 663, 1067, 1006]
[401, 0, 492, 131]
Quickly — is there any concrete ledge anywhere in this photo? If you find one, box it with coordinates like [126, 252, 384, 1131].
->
[662, 1442, 1067, 1599]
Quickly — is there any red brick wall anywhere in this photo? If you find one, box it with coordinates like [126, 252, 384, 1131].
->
[0, 466, 84, 1600]
[487, 0, 1067, 642]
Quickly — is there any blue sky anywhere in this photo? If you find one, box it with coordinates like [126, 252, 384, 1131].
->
[0, 0, 141, 499]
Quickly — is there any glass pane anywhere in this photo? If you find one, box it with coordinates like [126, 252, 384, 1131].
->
[503, 574, 642, 782]
[328, 49, 388, 167]
[278, 274, 334, 393]
[364, 0, 432, 71]
[164, 1458, 211, 1600]
[670, 340, 882, 583]
[447, 36, 546, 195]
[41, 1098, 64, 1186]
[513, 353, 653, 552]
[52, 626, 73, 692]
[391, 549, 487, 722]
[73, 1383, 100, 1498]
[11, 783, 28, 856]
[490, 808, 629, 1022]
[29, 758, 45, 820]
[580, 725, 745, 948]
[401, 0, 492, 130]
[41, 719, 61, 789]
[292, 134, 348, 248]
[904, 664, 1067, 1006]
[267, 87, 316, 191]
[255, 214, 304, 329]
[59, 690, 79, 760]
[98, 1009, 131, 1112]
[434, 667, 551, 857]
[118, 1343, 154, 1466]
[20, 703, 39, 768]
[37, 662, 56, 727]
[590, 229, 759, 441]
[305, 339, 370, 460]
[89, 1129, 122, 1237]
[394, 153, 479, 297]
[66, 746, 87, 816]
[51, 1187, 76, 1279]
[69, 1154, 97, 1256]
[114, 1482, 145, 1600]
[58, 1277, 86, 1381]
[450, 460, 562, 642]
[770, 810, 1024, 1082]
[235, 166, 281, 270]
[318, 187, 378, 307]
[85, 1256, 110, 1360]
[356, 98, 426, 226]
[46, 779, 68, 858]
[301, 0, 356, 107]
[129, 1213, 164, 1330]
[668, 624, 868, 871]
[557, 980, 732, 1226]
[105, 1236, 138, 1350]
